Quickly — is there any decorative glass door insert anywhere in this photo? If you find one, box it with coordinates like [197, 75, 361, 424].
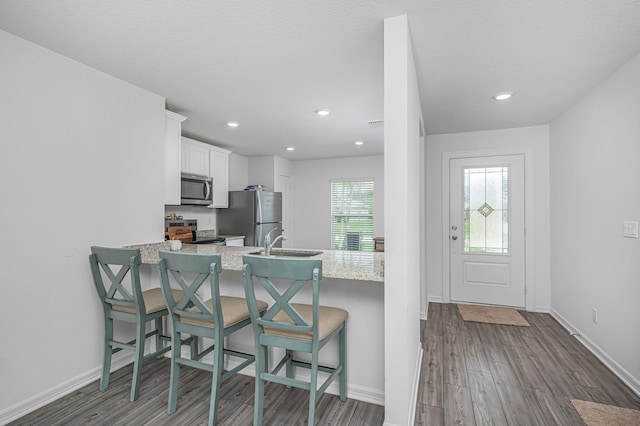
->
[463, 166, 509, 254]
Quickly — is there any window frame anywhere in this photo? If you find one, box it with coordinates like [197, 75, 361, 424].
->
[330, 178, 375, 252]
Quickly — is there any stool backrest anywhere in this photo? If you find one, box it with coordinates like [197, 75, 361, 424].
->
[89, 246, 144, 313]
[158, 250, 223, 326]
[242, 254, 322, 337]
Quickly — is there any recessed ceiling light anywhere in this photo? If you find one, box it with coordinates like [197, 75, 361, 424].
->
[227, 121, 239, 127]
[492, 91, 514, 101]
[315, 109, 330, 116]
[285, 147, 295, 151]
[354, 141, 365, 146]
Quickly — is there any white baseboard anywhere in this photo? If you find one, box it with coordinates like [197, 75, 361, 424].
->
[427, 296, 444, 304]
[534, 305, 551, 313]
[550, 308, 640, 398]
[408, 344, 423, 426]
[0, 352, 133, 425]
[420, 302, 429, 320]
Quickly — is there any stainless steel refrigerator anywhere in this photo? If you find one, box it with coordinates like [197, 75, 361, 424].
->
[217, 191, 283, 247]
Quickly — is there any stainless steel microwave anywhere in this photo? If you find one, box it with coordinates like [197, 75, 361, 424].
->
[181, 172, 213, 205]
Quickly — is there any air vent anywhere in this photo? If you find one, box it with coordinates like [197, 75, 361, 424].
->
[367, 120, 384, 126]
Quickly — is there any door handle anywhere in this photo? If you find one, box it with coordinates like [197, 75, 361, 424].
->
[451, 236, 458, 240]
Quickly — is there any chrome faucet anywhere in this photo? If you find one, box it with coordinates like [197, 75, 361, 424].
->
[264, 228, 287, 256]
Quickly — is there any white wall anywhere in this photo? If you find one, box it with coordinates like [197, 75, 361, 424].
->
[425, 126, 551, 312]
[383, 15, 423, 426]
[290, 156, 384, 250]
[248, 155, 276, 189]
[228, 152, 249, 191]
[550, 52, 640, 385]
[0, 29, 166, 419]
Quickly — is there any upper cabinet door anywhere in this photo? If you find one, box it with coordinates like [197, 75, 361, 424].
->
[181, 137, 210, 176]
[209, 146, 231, 208]
[180, 140, 189, 172]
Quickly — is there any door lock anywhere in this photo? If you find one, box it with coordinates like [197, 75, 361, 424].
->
[451, 236, 458, 240]
[451, 225, 458, 230]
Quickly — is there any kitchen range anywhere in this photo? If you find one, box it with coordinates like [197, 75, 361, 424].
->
[165, 219, 225, 244]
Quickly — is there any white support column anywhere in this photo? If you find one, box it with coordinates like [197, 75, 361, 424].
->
[383, 14, 424, 426]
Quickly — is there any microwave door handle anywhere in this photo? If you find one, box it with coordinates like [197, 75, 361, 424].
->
[204, 181, 211, 201]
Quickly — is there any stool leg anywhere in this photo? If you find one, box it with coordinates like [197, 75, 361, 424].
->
[339, 325, 347, 401]
[254, 344, 267, 425]
[167, 328, 182, 414]
[155, 317, 164, 357]
[209, 331, 224, 426]
[100, 315, 114, 391]
[308, 349, 319, 425]
[130, 318, 146, 402]
[285, 349, 294, 388]
[191, 336, 199, 360]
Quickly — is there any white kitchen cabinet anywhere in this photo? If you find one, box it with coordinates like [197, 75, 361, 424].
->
[225, 237, 245, 246]
[209, 146, 231, 208]
[165, 110, 187, 205]
[181, 137, 210, 176]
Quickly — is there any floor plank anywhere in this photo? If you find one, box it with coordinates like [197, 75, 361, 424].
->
[443, 326, 468, 387]
[419, 333, 443, 407]
[466, 370, 507, 426]
[443, 384, 475, 425]
[415, 403, 444, 426]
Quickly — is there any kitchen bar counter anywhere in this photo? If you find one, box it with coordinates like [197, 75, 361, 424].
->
[126, 242, 384, 282]
[125, 241, 385, 405]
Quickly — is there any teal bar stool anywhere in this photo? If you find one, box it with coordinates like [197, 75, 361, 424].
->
[89, 246, 182, 402]
[158, 250, 268, 426]
[242, 254, 348, 425]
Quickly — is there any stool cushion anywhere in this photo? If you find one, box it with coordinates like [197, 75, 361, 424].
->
[183, 296, 268, 328]
[112, 288, 183, 314]
[266, 303, 348, 341]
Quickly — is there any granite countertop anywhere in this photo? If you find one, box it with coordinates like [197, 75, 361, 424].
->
[196, 230, 244, 240]
[125, 242, 384, 282]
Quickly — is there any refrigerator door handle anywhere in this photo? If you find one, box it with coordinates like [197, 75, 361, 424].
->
[256, 190, 263, 224]
[257, 225, 262, 247]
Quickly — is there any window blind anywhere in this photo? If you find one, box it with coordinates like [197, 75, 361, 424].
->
[330, 180, 374, 251]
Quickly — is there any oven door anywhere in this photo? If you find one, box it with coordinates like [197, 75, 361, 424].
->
[181, 173, 213, 205]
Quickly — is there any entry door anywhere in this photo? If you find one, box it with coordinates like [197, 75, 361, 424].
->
[449, 155, 525, 307]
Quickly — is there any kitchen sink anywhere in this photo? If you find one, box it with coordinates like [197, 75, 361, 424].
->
[248, 249, 323, 257]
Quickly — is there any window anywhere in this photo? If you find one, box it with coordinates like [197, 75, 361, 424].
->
[463, 166, 509, 254]
[330, 180, 374, 251]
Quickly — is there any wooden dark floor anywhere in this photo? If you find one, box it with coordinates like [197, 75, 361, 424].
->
[10, 358, 383, 425]
[415, 302, 640, 425]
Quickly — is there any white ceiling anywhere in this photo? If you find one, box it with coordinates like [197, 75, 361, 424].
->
[2, 1, 640, 160]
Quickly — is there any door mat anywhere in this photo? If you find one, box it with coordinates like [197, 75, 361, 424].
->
[457, 304, 530, 327]
[571, 400, 640, 426]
